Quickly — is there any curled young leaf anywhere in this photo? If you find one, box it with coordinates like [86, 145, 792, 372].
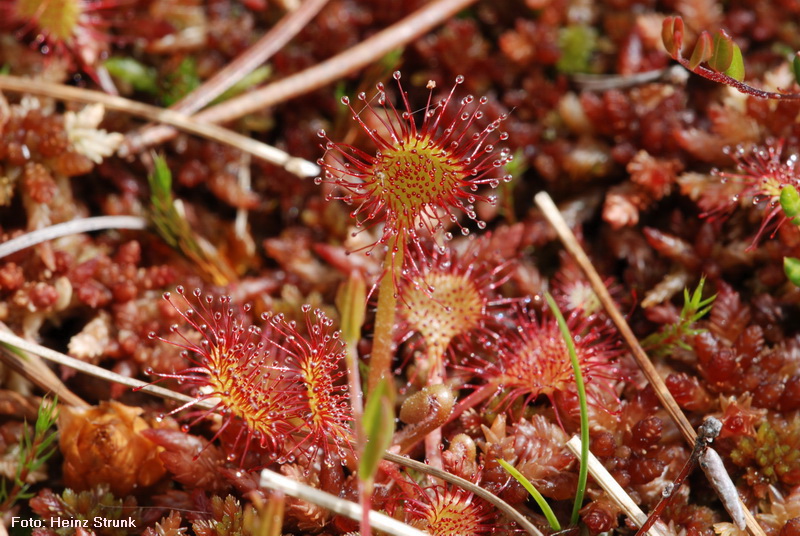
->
[793, 52, 800, 86]
[689, 32, 713, 71]
[661, 16, 684, 58]
[359, 379, 394, 482]
[104, 57, 158, 94]
[336, 271, 367, 344]
[709, 30, 736, 73]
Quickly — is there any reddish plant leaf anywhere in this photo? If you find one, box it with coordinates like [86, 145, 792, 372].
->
[661, 16, 684, 58]
[689, 32, 713, 71]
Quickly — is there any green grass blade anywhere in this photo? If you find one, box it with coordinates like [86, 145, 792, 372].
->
[545, 292, 589, 527]
[497, 458, 561, 531]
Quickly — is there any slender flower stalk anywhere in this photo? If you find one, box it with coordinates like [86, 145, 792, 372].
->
[317, 72, 511, 394]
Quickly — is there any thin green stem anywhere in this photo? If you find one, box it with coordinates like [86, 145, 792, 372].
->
[544, 292, 589, 527]
[367, 237, 403, 395]
[497, 459, 560, 531]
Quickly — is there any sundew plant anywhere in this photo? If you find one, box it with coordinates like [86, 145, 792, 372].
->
[3, 1, 800, 535]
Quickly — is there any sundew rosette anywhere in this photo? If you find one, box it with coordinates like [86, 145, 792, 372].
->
[316, 71, 513, 265]
[147, 287, 353, 466]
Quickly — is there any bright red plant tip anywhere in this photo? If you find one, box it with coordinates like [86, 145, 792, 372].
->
[713, 139, 800, 248]
[147, 287, 353, 466]
[316, 71, 513, 263]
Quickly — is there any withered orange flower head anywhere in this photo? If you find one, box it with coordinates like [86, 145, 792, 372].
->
[59, 400, 166, 496]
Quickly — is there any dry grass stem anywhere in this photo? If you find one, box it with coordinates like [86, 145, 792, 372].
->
[566, 436, 671, 536]
[535, 191, 766, 536]
[0, 216, 148, 260]
[535, 191, 695, 444]
[0, 75, 319, 178]
[570, 66, 686, 91]
[125, 0, 331, 153]
[0, 326, 87, 408]
[259, 468, 428, 536]
[188, 0, 481, 125]
[0, 328, 201, 408]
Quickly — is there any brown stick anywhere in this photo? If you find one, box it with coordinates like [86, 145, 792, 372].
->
[0, 75, 319, 178]
[124, 0, 331, 153]
[160, 0, 479, 129]
[0, 328, 88, 408]
[533, 191, 766, 536]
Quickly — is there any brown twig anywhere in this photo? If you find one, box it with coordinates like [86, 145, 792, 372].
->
[565, 437, 670, 536]
[0, 328, 199, 409]
[535, 191, 694, 443]
[533, 191, 766, 536]
[0, 342, 87, 408]
[124, 0, 331, 154]
[0, 75, 319, 178]
[177, 0, 480, 127]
